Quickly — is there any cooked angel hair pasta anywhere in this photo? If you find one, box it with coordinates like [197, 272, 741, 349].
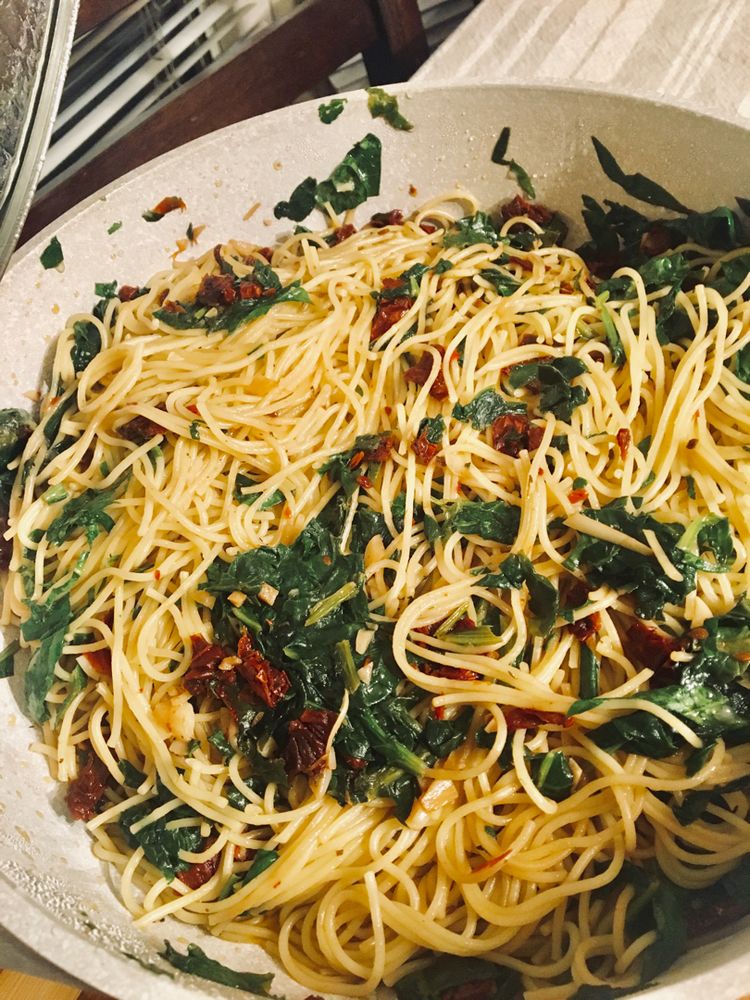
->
[4, 188, 750, 998]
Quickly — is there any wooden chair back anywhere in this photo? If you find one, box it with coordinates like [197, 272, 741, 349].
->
[22, 0, 427, 241]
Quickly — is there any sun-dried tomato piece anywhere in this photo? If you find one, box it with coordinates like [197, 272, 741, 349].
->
[500, 194, 553, 226]
[117, 410, 167, 444]
[640, 222, 680, 258]
[85, 648, 112, 674]
[616, 428, 631, 460]
[148, 196, 186, 219]
[442, 979, 499, 1000]
[371, 296, 414, 340]
[420, 663, 480, 682]
[363, 434, 395, 463]
[329, 224, 356, 245]
[0, 513, 11, 571]
[183, 634, 232, 695]
[625, 620, 682, 673]
[196, 273, 236, 307]
[686, 894, 748, 939]
[343, 755, 368, 770]
[404, 348, 448, 400]
[503, 708, 572, 732]
[237, 634, 290, 709]
[412, 430, 440, 464]
[284, 708, 338, 775]
[118, 285, 143, 302]
[258, 246, 274, 262]
[178, 844, 220, 890]
[492, 413, 530, 457]
[66, 752, 110, 821]
[238, 281, 264, 300]
[569, 610, 601, 643]
[369, 210, 404, 228]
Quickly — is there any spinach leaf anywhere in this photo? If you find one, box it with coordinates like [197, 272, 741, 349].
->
[240, 847, 278, 885]
[491, 126, 535, 197]
[319, 432, 391, 498]
[394, 955, 521, 1000]
[318, 98, 346, 124]
[22, 592, 72, 723]
[40, 236, 63, 269]
[579, 644, 600, 699]
[452, 389, 526, 430]
[677, 514, 734, 573]
[46, 473, 128, 546]
[672, 774, 750, 825]
[446, 498, 520, 544]
[0, 639, 19, 679]
[71, 320, 101, 373]
[530, 750, 574, 801]
[314, 133, 382, 214]
[563, 499, 696, 619]
[57, 664, 87, 718]
[153, 280, 310, 333]
[591, 137, 691, 213]
[420, 708, 472, 758]
[373, 259, 452, 303]
[711, 253, 750, 299]
[507, 356, 589, 422]
[107, 221, 122, 235]
[234, 474, 284, 510]
[416, 414, 444, 445]
[120, 789, 203, 881]
[366, 87, 413, 131]
[443, 212, 499, 248]
[478, 268, 521, 297]
[684, 596, 750, 684]
[273, 176, 317, 221]
[120, 760, 147, 788]
[481, 553, 558, 636]
[595, 294, 625, 366]
[208, 730, 233, 761]
[161, 942, 273, 995]
[0, 408, 33, 468]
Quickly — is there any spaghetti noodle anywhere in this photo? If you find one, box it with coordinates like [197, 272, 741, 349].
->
[4, 183, 750, 998]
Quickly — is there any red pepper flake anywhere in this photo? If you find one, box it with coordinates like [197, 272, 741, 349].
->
[567, 488, 588, 504]
[237, 634, 290, 708]
[509, 255, 534, 272]
[154, 569, 161, 581]
[503, 708, 572, 732]
[412, 429, 440, 464]
[404, 348, 449, 400]
[473, 848, 511, 873]
[258, 246, 274, 262]
[590, 350, 605, 364]
[348, 450, 365, 470]
[492, 413, 543, 457]
[284, 708, 338, 775]
[433, 706, 446, 720]
[357, 475, 373, 490]
[160, 299, 184, 313]
[329, 224, 356, 246]
[616, 428, 631, 460]
[178, 842, 220, 889]
[66, 752, 110, 821]
[501, 194, 553, 226]
[369, 209, 404, 228]
[143, 196, 186, 222]
[196, 273, 236, 307]
[186, 403, 200, 415]
[419, 221, 438, 234]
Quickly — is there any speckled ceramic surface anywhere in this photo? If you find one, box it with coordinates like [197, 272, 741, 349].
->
[0, 83, 748, 1000]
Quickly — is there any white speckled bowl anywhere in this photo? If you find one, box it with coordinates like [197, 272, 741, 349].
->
[0, 83, 748, 999]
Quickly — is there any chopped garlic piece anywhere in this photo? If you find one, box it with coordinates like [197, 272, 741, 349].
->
[355, 628, 375, 655]
[258, 582, 279, 606]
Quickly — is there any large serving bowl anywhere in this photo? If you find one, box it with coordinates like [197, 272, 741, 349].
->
[0, 83, 748, 999]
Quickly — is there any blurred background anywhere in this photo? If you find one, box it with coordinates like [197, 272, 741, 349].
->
[39, 0, 475, 202]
